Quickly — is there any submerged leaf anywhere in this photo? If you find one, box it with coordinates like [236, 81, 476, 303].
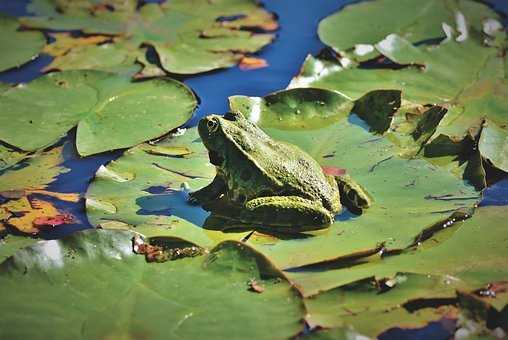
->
[0, 229, 304, 339]
[0, 70, 197, 156]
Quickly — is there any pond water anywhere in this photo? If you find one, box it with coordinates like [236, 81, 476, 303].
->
[0, 0, 507, 338]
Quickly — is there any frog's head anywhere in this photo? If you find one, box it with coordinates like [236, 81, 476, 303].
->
[198, 111, 256, 166]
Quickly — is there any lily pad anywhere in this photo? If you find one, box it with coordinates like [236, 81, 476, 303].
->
[22, 0, 277, 74]
[0, 229, 304, 339]
[229, 88, 478, 269]
[290, 4, 507, 182]
[286, 205, 508, 297]
[318, 0, 500, 61]
[304, 273, 460, 337]
[0, 15, 46, 72]
[42, 33, 141, 75]
[86, 128, 249, 245]
[0, 70, 197, 156]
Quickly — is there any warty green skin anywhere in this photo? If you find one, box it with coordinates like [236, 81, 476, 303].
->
[189, 111, 342, 230]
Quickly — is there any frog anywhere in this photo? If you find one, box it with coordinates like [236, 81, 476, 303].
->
[189, 111, 370, 230]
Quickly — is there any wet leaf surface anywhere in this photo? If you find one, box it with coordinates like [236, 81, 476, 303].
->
[291, 1, 507, 182]
[0, 15, 46, 72]
[21, 0, 277, 74]
[0, 70, 197, 156]
[229, 88, 478, 269]
[0, 229, 304, 339]
[86, 128, 248, 246]
[287, 206, 508, 297]
[318, 0, 500, 61]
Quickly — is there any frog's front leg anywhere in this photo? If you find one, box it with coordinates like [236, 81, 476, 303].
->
[188, 176, 226, 205]
[335, 175, 372, 214]
[244, 196, 334, 229]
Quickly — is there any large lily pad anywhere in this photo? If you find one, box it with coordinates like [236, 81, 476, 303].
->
[22, 0, 276, 75]
[287, 205, 508, 297]
[0, 229, 304, 339]
[229, 88, 478, 268]
[290, 3, 507, 183]
[0, 70, 197, 156]
[318, 0, 500, 61]
[0, 15, 46, 72]
[87, 88, 477, 270]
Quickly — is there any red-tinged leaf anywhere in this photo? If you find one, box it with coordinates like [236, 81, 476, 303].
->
[322, 166, 346, 177]
[33, 213, 75, 228]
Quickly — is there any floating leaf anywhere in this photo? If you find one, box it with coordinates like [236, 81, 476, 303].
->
[286, 206, 508, 297]
[0, 15, 46, 72]
[0, 70, 197, 156]
[228, 88, 478, 269]
[86, 128, 248, 245]
[0, 235, 36, 263]
[318, 0, 500, 61]
[291, 3, 507, 182]
[239, 56, 269, 70]
[0, 146, 67, 193]
[42, 33, 141, 74]
[0, 197, 72, 235]
[22, 0, 277, 74]
[0, 229, 304, 339]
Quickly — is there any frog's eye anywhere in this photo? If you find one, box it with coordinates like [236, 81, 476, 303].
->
[207, 119, 219, 133]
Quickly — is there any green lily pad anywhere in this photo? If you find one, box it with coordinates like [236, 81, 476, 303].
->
[286, 205, 508, 297]
[0, 15, 46, 72]
[0, 229, 304, 339]
[0, 146, 68, 193]
[290, 4, 507, 182]
[42, 34, 142, 75]
[0, 234, 37, 263]
[0, 70, 197, 156]
[229, 88, 478, 269]
[318, 0, 500, 61]
[304, 273, 460, 337]
[22, 0, 276, 74]
[86, 127, 249, 245]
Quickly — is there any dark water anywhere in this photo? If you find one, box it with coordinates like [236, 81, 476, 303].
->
[1, 0, 507, 338]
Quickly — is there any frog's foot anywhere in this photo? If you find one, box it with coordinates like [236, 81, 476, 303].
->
[244, 196, 334, 229]
[335, 175, 372, 214]
[188, 176, 225, 205]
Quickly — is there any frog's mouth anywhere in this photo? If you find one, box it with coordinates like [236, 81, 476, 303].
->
[208, 150, 224, 166]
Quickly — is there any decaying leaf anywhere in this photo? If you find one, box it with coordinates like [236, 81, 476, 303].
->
[239, 57, 269, 70]
[1, 197, 73, 235]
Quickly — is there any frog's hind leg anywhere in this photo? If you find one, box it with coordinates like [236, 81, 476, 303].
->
[188, 176, 226, 205]
[244, 196, 334, 230]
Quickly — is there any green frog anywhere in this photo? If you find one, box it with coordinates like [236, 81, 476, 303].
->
[189, 111, 370, 230]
